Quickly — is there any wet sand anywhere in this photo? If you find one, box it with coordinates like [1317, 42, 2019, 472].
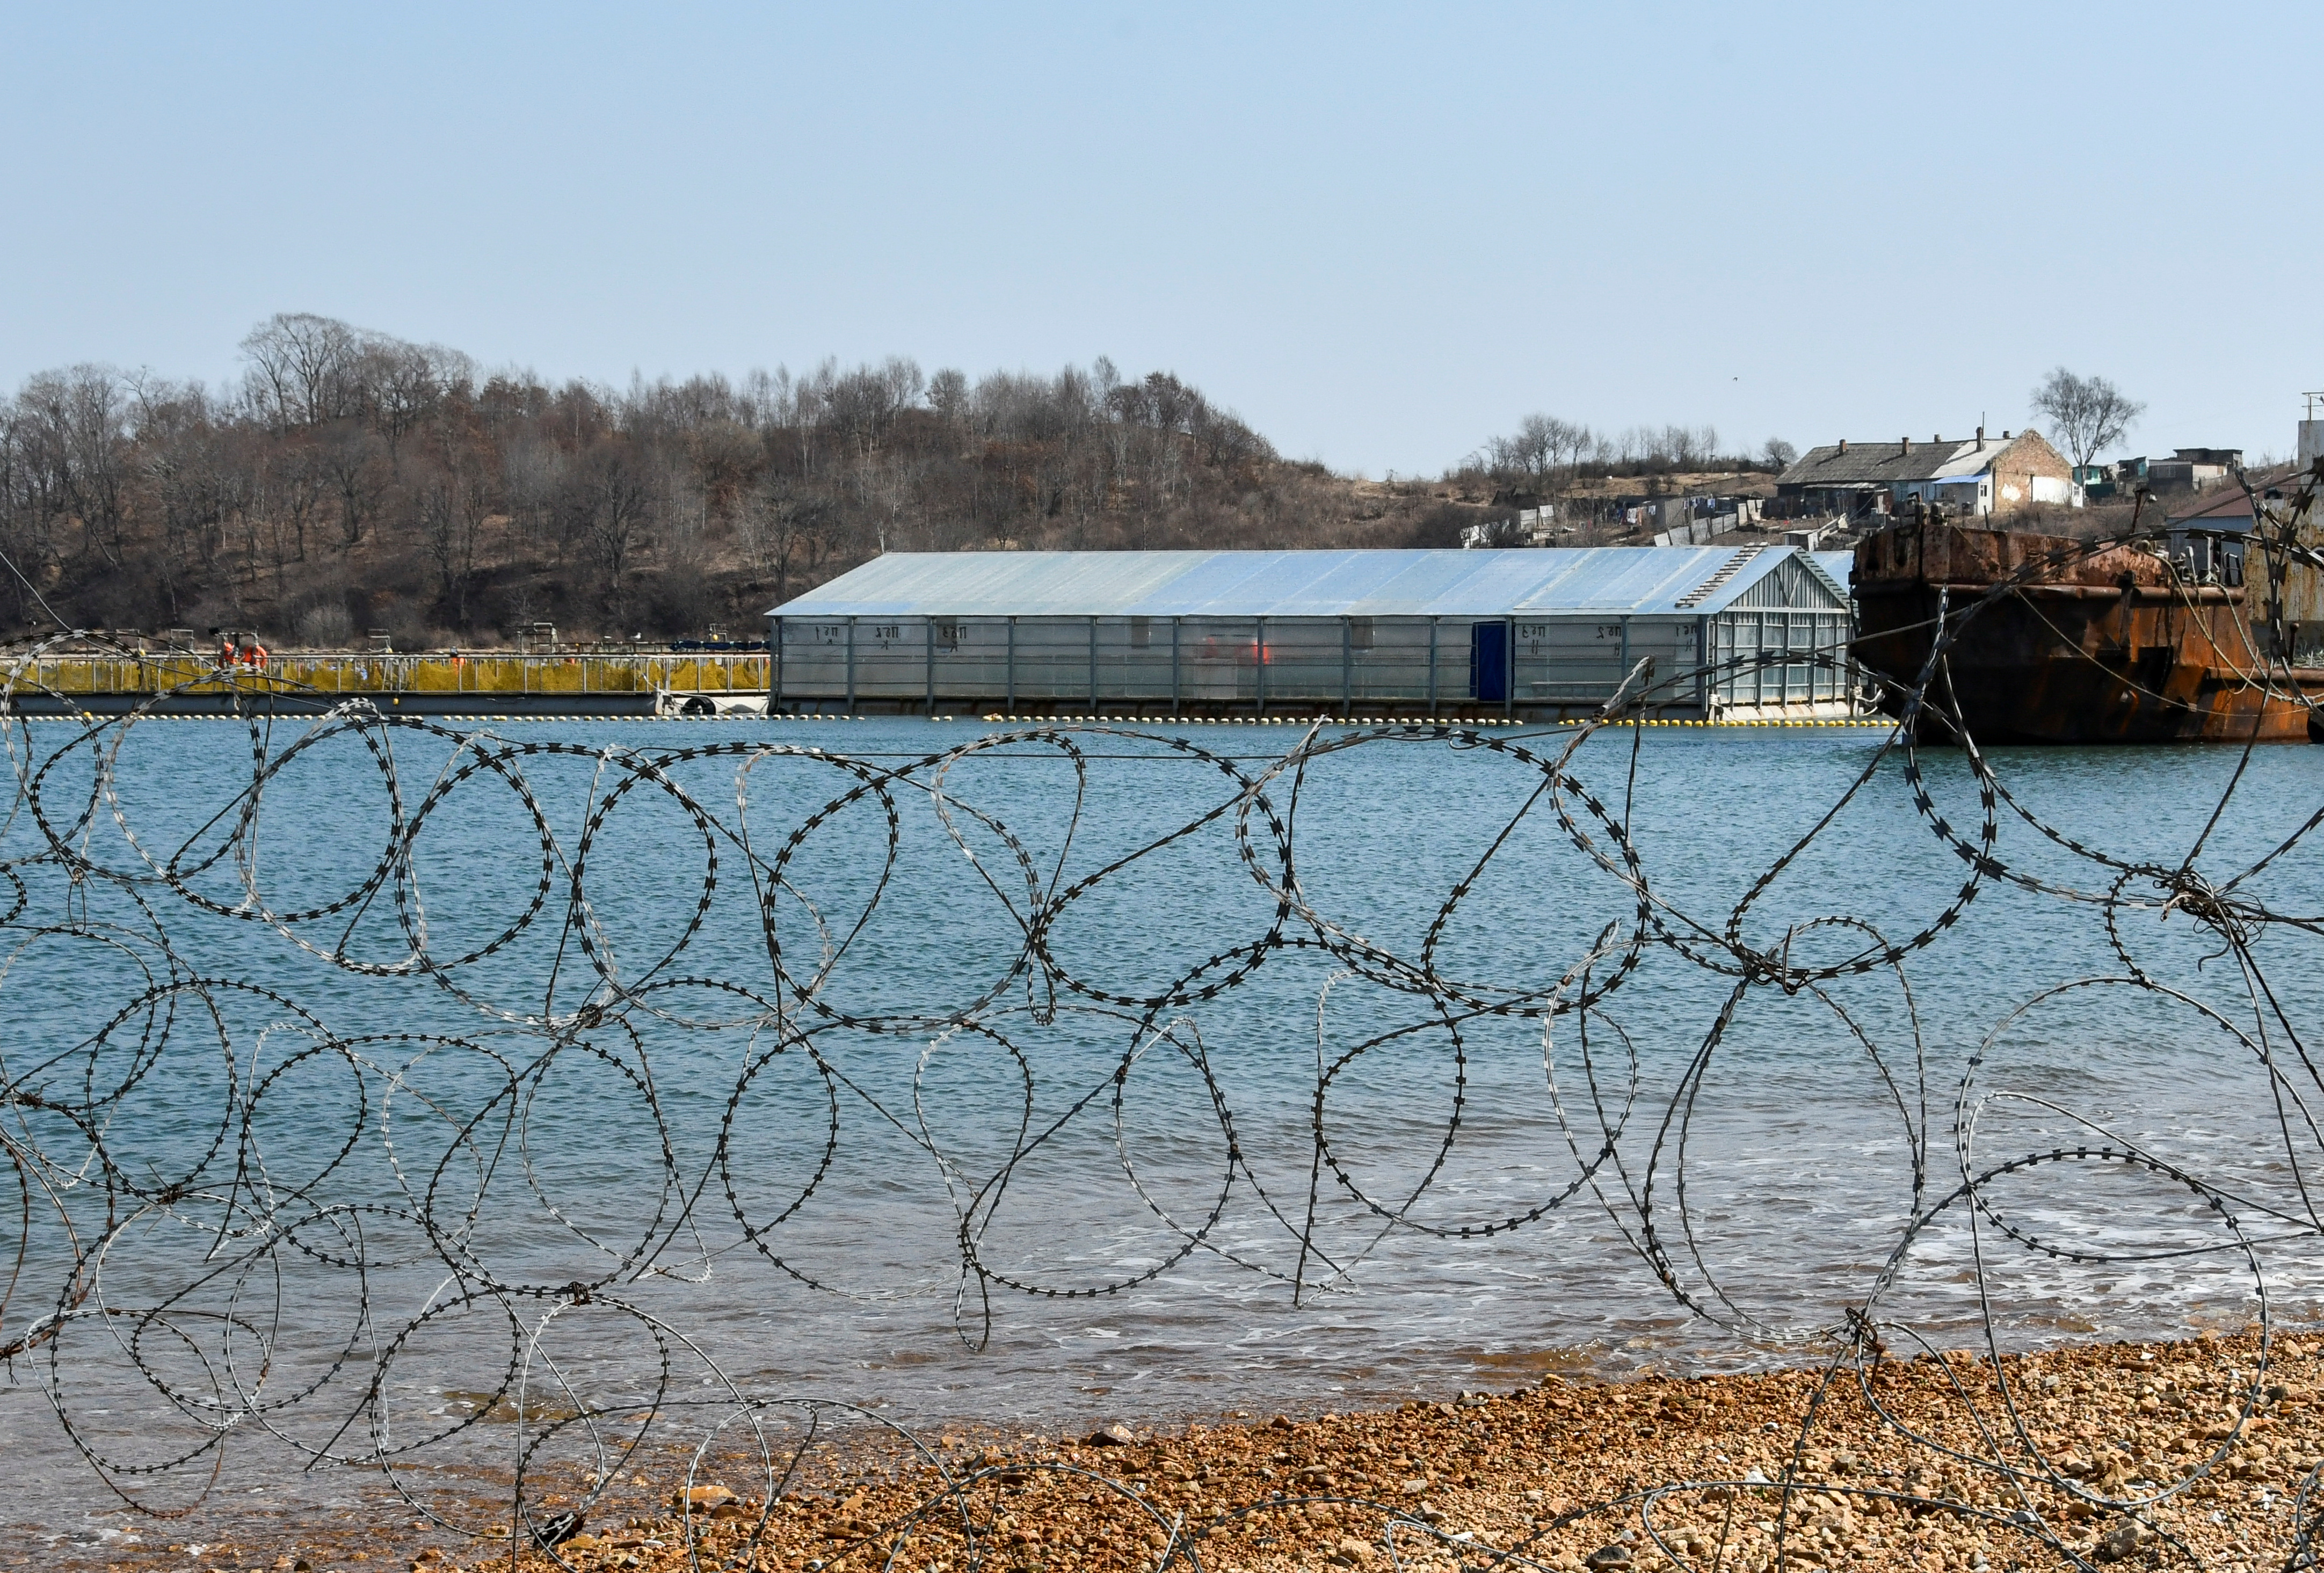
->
[38, 1330, 2324, 1573]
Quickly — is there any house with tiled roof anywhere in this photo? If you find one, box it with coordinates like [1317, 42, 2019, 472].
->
[1775, 429, 2075, 521]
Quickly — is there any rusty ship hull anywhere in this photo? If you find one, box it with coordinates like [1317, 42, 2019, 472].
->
[1851, 522, 2324, 744]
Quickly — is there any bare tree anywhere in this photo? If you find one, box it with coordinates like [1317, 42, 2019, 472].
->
[364, 340, 471, 460]
[253, 434, 326, 581]
[241, 314, 365, 429]
[321, 427, 389, 548]
[1762, 438, 1798, 471]
[824, 357, 924, 459]
[739, 479, 833, 604]
[2030, 368, 2145, 470]
[131, 381, 238, 616]
[0, 407, 40, 622]
[501, 435, 568, 557]
[16, 366, 131, 566]
[585, 448, 652, 617]
[926, 368, 969, 432]
[418, 455, 492, 627]
[1472, 415, 1598, 496]
[681, 418, 762, 523]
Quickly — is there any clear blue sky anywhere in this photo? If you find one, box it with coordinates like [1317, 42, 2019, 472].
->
[4, 2, 2317, 475]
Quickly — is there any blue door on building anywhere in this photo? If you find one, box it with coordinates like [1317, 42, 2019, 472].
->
[1470, 621, 1508, 702]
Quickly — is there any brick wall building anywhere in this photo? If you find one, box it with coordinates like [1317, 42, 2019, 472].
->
[1775, 429, 2075, 520]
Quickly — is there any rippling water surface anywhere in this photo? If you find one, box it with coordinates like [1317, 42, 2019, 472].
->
[6, 715, 2324, 1544]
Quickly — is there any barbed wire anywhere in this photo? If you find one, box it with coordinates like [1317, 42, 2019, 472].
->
[6, 491, 2324, 1571]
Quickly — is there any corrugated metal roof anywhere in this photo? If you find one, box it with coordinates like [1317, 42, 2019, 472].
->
[1775, 429, 2073, 485]
[769, 547, 1846, 620]
[1778, 439, 1955, 486]
[1777, 436, 2025, 487]
[1811, 551, 1855, 591]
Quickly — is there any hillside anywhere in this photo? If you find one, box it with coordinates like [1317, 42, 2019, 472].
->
[0, 315, 1778, 647]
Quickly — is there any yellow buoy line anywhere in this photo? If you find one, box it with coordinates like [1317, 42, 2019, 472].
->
[15, 710, 1889, 728]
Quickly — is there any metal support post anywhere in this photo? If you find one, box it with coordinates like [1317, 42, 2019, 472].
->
[772, 618, 784, 712]
[1341, 616, 1352, 718]
[1427, 617, 1439, 715]
[1170, 617, 1181, 716]
[925, 620, 936, 716]
[1254, 618, 1267, 716]
[1088, 616, 1098, 711]
[1006, 617, 1016, 712]
[1504, 621, 1515, 719]
[845, 617, 858, 714]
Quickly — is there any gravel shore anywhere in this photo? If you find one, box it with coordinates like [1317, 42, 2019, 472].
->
[57, 1330, 2322, 1573]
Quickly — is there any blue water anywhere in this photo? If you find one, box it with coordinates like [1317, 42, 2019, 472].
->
[5, 713, 2324, 1545]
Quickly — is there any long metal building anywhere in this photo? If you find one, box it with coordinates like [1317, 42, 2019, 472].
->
[765, 546, 1854, 720]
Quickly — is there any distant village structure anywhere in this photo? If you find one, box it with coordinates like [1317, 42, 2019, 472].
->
[1772, 430, 2075, 521]
[2157, 413, 2324, 640]
[1457, 403, 2316, 557]
[1454, 423, 2107, 557]
[1458, 499, 1766, 549]
[2165, 481, 2261, 585]
[2085, 448, 2244, 503]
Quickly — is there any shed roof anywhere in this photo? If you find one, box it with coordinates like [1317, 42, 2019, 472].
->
[1778, 436, 2018, 489]
[770, 547, 1847, 620]
[2169, 486, 2259, 525]
[2167, 464, 2301, 526]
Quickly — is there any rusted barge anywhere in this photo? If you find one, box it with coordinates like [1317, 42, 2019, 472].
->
[1851, 518, 2324, 744]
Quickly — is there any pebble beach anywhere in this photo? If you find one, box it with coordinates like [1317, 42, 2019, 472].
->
[50, 1329, 2324, 1573]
